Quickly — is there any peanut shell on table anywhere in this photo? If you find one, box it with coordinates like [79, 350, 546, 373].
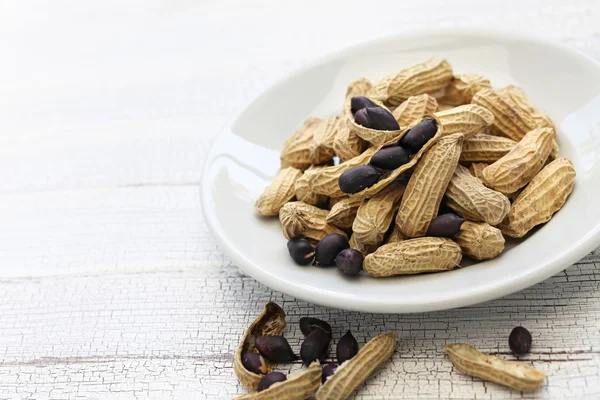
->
[367, 57, 453, 106]
[445, 344, 545, 392]
[396, 133, 464, 238]
[499, 158, 575, 238]
[317, 331, 397, 400]
[234, 303, 287, 389]
[255, 167, 303, 216]
[235, 361, 322, 400]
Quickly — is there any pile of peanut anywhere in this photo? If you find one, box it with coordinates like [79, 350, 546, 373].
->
[255, 57, 576, 277]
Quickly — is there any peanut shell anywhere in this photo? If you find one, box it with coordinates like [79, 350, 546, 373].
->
[347, 102, 402, 146]
[279, 201, 346, 240]
[280, 118, 323, 170]
[454, 221, 505, 260]
[326, 197, 363, 229]
[255, 167, 303, 216]
[342, 77, 373, 119]
[235, 362, 322, 400]
[363, 238, 462, 277]
[434, 104, 494, 139]
[468, 163, 488, 182]
[310, 116, 341, 164]
[440, 73, 492, 105]
[333, 125, 366, 162]
[459, 133, 517, 164]
[349, 234, 378, 256]
[295, 166, 329, 206]
[392, 94, 438, 127]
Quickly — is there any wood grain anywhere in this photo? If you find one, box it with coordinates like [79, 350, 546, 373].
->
[0, 1, 599, 399]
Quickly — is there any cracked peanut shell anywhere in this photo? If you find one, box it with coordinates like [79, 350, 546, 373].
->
[234, 303, 287, 389]
[445, 344, 545, 392]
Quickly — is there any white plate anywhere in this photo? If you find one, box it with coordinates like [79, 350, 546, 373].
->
[202, 29, 600, 313]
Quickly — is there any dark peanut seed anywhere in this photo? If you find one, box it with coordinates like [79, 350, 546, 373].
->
[258, 371, 286, 392]
[242, 352, 268, 374]
[255, 336, 296, 362]
[287, 237, 314, 265]
[300, 329, 330, 366]
[355, 107, 400, 131]
[426, 213, 465, 237]
[370, 146, 411, 170]
[335, 248, 364, 276]
[315, 234, 350, 266]
[338, 165, 382, 194]
[299, 317, 332, 337]
[509, 326, 532, 355]
[350, 96, 378, 115]
[337, 330, 359, 364]
[322, 363, 338, 383]
[399, 118, 437, 152]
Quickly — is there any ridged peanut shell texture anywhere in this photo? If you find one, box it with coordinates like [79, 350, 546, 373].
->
[368, 57, 453, 106]
[482, 127, 554, 194]
[499, 158, 575, 238]
[445, 344, 545, 392]
[363, 238, 462, 277]
[234, 303, 286, 389]
[472, 88, 538, 141]
[445, 165, 510, 226]
[468, 163, 488, 181]
[309, 116, 341, 164]
[326, 197, 363, 229]
[396, 133, 464, 238]
[317, 331, 396, 400]
[392, 94, 438, 127]
[441, 73, 492, 105]
[454, 221, 505, 260]
[235, 362, 322, 400]
[333, 125, 366, 162]
[352, 183, 405, 246]
[279, 201, 346, 241]
[460, 133, 517, 164]
[280, 117, 323, 170]
[255, 167, 302, 216]
[434, 104, 494, 139]
[295, 166, 329, 206]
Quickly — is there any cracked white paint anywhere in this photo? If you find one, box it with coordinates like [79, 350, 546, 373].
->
[0, 0, 599, 399]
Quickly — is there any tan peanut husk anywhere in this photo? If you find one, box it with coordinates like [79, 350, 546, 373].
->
[482, 127, 554, 194]
[499, 158, 575, 238]
[396, 133, 464, 238]
[328, 196, 347, 209]
[347, 102, 402, 146]
[317, 331, 396, 400]
[472, 88, 538, 141]
[304, 147, 378, 198]
[445, 344, 545, 391]
[326, 196, 363, 229]
[333, 125, 366, 162]
[279, 201, 346, 240]
[434, 104, 494, 139]
[280, 117, 323, 170]
[454, 221, 505, 260]
[549, 138, 560, 160]
[295, 166, 329, 206]
[234, 302, 286, 389]
[445, 165, 510, 226]
[235, 361, 322, 400]
[342, 77, 373, 119]
[392, 94, 438, 127]
[352, 182, 405, 246]
[255, 167, 303, 216]
[353, 114, 444, 199]
[310, 116, 341, 164]
[306, 115, 443, 199]
[368, 57, 453, 106]
[437, 103, 455, 112]
[459, 133, 517, 164]
[440, 73, 492, 105]
[364, 238, 462, 277]
[468, 162, 488, 181]
[349, 234, 378, 256]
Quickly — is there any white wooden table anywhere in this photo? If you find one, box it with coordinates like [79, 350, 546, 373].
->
[0, 1, 599, 399]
